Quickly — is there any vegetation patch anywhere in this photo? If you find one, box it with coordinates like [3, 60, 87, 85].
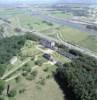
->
[51, 11, 73, 19]
[56, 52, 97, 100]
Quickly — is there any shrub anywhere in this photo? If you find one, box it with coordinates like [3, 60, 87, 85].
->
[15, 77, 20, 83]
[8, 90, 16, 97]
[43, 67, 49, 72]
[0, 80, 5, 95]
[26, 71, 37, 80]
[38, 78, 45, 86]
[35, 60, 42, 66]
[0, 96, 4, 100]
[19, 88, 26, 94]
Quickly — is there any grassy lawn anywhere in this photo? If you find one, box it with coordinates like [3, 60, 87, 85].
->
[5, 58, 64, 100]
[57, 26, 97, 52]
[21, 40, 42, 57]
[40, 27, 59, 38]
[42, 25, 97, 53]
[0, 8, 24, 18]
[6, 75, 64, 100]
[36, 55, 48, 63]
[9, 13, 58, 31]
[79, 35, 97, 53]
[4, 57, 22, 74]
[51, 11, 73, 19]
[42, 63, 57, 74]
[52, 51, 71, 63]
[57, 26, 88, 43]
[42, 25, 88, 44]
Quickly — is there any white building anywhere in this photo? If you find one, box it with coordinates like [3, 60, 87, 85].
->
[40, 39, 55, 48]
[10, 56, 18, 65]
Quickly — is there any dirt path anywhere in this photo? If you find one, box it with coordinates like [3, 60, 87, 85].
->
[5, 65, 39, 82]
[1, 58, 31, 80]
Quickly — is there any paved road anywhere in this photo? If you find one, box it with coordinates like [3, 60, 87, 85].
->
[19, 26, 97, 59]
[2, 15, 97, 60]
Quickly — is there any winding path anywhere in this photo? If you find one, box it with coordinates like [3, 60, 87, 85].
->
[1, 58, 31, 80]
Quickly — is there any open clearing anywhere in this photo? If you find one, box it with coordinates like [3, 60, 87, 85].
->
[50, 11, 73, 19]
[8, 13, 59, 32]
[5, 71, 64, 100]
[57, 26, 97, 52]
[42, 26, 97, 53]
[3, 40, 70, 100]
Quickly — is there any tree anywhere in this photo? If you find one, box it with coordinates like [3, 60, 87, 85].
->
[8, 89, 16, 97]
[0, 64, 6, 77]
[0, 80, 5, 95]
[56, 53, 97, 100]
[14, 28, 22, 33]
[0, 96, 4, 100]
[35, 60, 42, 66]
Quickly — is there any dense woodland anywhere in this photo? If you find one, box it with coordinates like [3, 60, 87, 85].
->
[0, 34, 39, 77]
[0, 35, 26, 77]
[56, 51, 97, 100]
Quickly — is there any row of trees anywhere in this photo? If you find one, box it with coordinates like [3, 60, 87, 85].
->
[56, 51, 97, 100]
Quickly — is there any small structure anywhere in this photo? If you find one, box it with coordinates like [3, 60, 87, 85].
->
[43, 53, 53, 61]
[10, 56, 17, 65]
[55, 61, 63, 67]
[40, 39, 55, 49]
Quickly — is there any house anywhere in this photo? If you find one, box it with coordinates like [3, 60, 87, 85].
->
[40, 39, 55, 49]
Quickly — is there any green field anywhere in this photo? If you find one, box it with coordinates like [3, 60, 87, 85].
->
[6, 72, 64, 100]
[52, 51, 71, 63]
[0, 8, 59, 38]
[50, 11, 73, 19]
[20, 40, 42, 56]
[57, 26, 97, 52]
[0, 8, 26, 18]
[42, 26, 97, 53]
[8, 13, 59, 31]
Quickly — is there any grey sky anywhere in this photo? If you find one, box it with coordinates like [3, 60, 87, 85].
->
[0, 0, 97, 4]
